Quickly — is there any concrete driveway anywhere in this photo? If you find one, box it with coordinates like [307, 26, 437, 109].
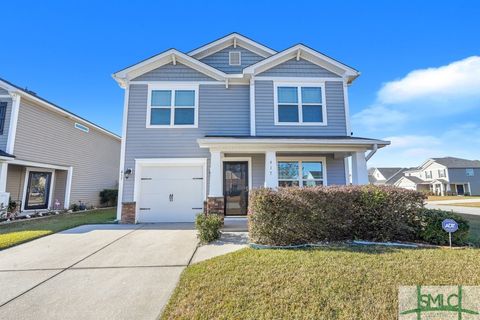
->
[0, 223, 198, 320]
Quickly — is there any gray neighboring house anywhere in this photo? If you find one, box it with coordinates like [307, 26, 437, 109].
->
[113, 33, 390, 223]
[0, 78, 121, 213]
[394, 157, 480, 195]
[368, 167, 406, 185]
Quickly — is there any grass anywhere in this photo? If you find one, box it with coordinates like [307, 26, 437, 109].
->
[457, 213, 480, 245]
[0, 208, 116, 250]
[162, 246, 480, 320]
[427, 195, 480, 201]
[448, 202, 480, 208]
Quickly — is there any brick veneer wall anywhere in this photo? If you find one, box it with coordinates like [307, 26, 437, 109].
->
[206, 196, 225, 216]
[121, 202, 136, 224]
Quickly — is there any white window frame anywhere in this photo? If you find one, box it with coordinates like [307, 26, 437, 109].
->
[229, 51, 242, 66]
[273, 82, 327, 126]
[146, 84, 199, 128]
[466, 168, 475, 177]
[277, 156, 327, 186]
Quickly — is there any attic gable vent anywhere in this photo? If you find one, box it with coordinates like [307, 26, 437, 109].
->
[229, 51, 241, 66]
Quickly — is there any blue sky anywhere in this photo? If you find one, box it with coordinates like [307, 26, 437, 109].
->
[1, 0, 479, 167]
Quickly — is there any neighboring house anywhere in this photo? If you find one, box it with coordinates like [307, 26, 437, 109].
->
[368, 167, 405, 185]
[0, 78, 121, 213]
[394, 157, 480, 195]
[113, 33, 389, 223]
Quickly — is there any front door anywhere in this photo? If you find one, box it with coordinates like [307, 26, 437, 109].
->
[456, 184, 465, 195]
[25, 171, 52, 210]
[223, 161, 249, 216]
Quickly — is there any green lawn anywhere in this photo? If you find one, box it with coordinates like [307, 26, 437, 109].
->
[427, 195, 480, 201]
[458, 213, 480, 246]
[162, 246, 480, 320]
[0, 208, 116, 250]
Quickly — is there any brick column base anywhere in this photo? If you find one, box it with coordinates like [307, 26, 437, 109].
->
[206, 197, 225, 222]
[121, 202, 136, 224]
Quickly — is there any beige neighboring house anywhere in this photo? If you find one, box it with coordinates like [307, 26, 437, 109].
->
[0, 78, 121, 213]
[368, 167, 406, 185]
[394, 157, 480, 196]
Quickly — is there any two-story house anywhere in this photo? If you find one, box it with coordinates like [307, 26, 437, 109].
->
[368, 167, 407, 185]
[113, 33, 389, 223]
[395, 157, 480, 195]
[0, 78, 121, 213]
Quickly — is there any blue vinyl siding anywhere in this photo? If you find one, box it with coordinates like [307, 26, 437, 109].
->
[326, 156, 346, 185]
[258, 58, 341, 78]
[447, 168, 480, 195]
[200, 45, 265, 74]
[122, 83, 250, 201]
[132, 62, 215, 81]
[255, 80, 347, 136]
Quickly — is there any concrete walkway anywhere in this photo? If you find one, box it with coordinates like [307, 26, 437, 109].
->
[428, 198, 480, 205]
[0, 223, 199, 320]
[425, 203, 480, 216]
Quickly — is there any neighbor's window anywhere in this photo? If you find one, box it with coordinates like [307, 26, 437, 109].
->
[466, 168, 475, 177]
[438, 169, 446, 178]
[0, 102, 6, 135]
[278, 160, 324, 187]
[149, 88, 197, 127]
[425, 171, 432, 179]
[276, 84, 325, 125]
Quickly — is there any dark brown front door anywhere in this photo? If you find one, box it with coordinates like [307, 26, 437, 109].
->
[223, 161, 249, 216]
[25, 171, 52, 210]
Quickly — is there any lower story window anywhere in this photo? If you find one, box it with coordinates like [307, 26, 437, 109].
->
[278, 160, 324, 186]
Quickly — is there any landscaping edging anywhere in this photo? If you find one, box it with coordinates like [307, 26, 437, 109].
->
[0, 207, 116, 225]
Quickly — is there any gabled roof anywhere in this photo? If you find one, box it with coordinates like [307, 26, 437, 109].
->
[374, 167, 404, 180]
[188, 32, 277, 59]
[112, 49, 229, 85]
[397, 175, 426, 185]
[431, 157, 480, 168]
[0, 77, 120, 140]
[385, 168, 408, 185]
[243, 44, 360, 83]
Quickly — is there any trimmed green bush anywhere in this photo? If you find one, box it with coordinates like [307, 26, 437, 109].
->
[249, 185, 426, 246]
[417, 209, 469, 245]
[99, 189, 118, 207]
[195, 213, 223, 244]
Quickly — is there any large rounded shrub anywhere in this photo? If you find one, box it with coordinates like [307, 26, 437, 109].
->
[417, 209, 469, 245]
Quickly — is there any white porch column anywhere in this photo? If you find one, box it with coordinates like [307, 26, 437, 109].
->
[209, 150, 223, 197]
[0, 162, 8, 192]
[264, 151, 278, 188]
[351, 151, 368, 185]
[440, 183, 445, 196]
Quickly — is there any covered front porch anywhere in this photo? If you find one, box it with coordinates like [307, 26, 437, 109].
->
[430, 180, 471, 196]
[198, 136, 389, 216]
[0, 159, 73, 215]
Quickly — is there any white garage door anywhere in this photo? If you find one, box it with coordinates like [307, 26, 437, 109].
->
[137, 165, 205, 222]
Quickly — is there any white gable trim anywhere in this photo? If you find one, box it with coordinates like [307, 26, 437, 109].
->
[113, 49, 228, 84]
[243, 44, 360, 83]
[188, 33, 276, 59]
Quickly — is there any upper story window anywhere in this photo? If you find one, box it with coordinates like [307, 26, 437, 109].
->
[274, 83, 327, 126]
[229, 51, 241, 66]
[438, 169, 446, 178]
[0, 102, 6, 135]
[466, 168, 475, 176]
[425, 171, 432, 179]
[147, 85, 198, 128]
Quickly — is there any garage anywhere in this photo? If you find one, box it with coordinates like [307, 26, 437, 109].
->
[136, 160, 206, 222]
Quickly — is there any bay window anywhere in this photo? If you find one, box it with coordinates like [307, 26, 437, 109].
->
[278, 159, 325, 187]
[147, 85, 198, 128]
[275, 83, 326, 125]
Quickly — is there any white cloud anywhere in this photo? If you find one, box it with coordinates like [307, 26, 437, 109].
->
[369, 124, 480, 167]
[378, 56, 480, 104]
[352, 105, 407, 131]
[353, 56, 480, 132]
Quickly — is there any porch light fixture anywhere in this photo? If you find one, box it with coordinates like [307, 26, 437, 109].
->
[124, 168, 133, 179]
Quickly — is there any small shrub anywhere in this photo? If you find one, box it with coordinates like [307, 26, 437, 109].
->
[99, 189, 118, 207]
[417, 209, 469, 245]
[249, 185, 426, 246]
[70, 203, 79, 212]
[195, 213, 223, 243]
